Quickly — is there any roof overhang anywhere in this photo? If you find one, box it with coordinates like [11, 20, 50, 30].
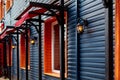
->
[0, 2, 62, 40]
[14, 2, 62, 27]
[15, 8, 47, 27]
[0, 26, 15, 39]
[15, 2, 61, 20]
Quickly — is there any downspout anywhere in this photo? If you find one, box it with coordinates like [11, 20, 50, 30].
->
[60, 0, 65, 80]
[104, 0, 114, 80]
[38, 15, 42, 80]
[16, 28, 20, 80]
[25, 21, 29, 80]
[3, 39, 7, 78]
[8, 35, 11, 80]
[76, 0, 80, 80]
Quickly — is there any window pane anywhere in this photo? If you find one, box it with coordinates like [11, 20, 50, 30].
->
[53, 24, 60, 70]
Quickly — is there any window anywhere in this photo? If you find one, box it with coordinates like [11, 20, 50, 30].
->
[20, 32, 30, 69]
[44, 13, 67, 77]
[6, 0, 13, 12]
[52, 23, 60, 73]
[7, 38, 12, 66]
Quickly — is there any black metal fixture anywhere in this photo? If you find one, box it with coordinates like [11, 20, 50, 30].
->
[60, 0, 65, 80]
[16, 28, 20, 80]
[77, 18, 88, 33]
[102, 0, 108, 8]
[105, 0, 113, 80]
[38, 15, 42, 80]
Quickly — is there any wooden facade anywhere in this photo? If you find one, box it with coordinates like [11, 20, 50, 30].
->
[0, 0, 117, 80]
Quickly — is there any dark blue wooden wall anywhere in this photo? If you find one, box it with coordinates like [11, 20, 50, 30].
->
[67, 0, 78, 80]
[10, 0, 115, 80]
[78, 0, 106, 80]
[11, 40, 17, 80]
[29, 26, 39, 80]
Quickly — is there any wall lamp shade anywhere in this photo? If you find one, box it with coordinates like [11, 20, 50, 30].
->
[77, 18, 88, 33]
[30, 39, 35, 44]
[12, 44, 16, 49]
[30, 36, 37, 45]
[77, 23, 84, 33]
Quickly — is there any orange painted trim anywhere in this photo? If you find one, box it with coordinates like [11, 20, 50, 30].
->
[44, 72, 67, 78]
[20, 31, 30, 69]
[0, 0, 4, 20]
[44, 73, 60, 78]
[6, 0, 13, 12]
[115, 0, 120, 80]
[21, 66, 30, 70]
[6, 38, 12, 66]
[44, 12, 68, 78]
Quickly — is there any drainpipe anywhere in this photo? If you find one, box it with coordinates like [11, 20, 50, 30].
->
[8, 35, 11, 80]
[25, 21, 29, 80]
[76, 0, 80, 79]
[60, 0, 65, 80]
[3, 39, 7, 78]
[38, 15, 42, 80]
[16, 28, 20, 80]
[105, 0, 113, 80]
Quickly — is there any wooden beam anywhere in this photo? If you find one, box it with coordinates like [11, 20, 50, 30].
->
[115, 0, 120, 80]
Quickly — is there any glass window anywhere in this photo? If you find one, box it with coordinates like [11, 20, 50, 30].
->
[44, 12, 68, 77]
[52, 24, 60, 73]
[20, 32, 30, 69]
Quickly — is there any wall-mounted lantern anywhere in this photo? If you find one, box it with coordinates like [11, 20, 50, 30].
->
[12, 44, 16, 49]
[30, 39, 35, 44]
[30, 37, 37, 45]
[77, 18, 88, 33]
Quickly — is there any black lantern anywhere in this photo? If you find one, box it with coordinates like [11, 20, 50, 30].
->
[77, 18, 88, 33]
[30, 36, 37, 45]
[12, 44, 16, 49]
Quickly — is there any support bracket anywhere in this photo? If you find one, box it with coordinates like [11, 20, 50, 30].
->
[102, 0, 108, 8]
[27, 21, 40, 33]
